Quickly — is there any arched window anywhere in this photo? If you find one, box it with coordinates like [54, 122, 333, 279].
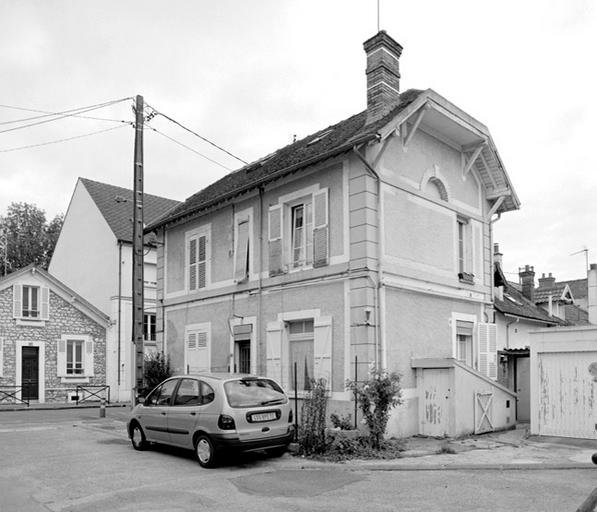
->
[424, 177, 448, 202]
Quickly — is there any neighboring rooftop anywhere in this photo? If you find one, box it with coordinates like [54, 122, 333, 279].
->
[80, 178, 180, 243]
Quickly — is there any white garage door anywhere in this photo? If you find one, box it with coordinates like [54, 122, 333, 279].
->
[537, 351, 597, 439]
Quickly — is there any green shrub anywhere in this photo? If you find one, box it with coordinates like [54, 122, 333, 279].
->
[297, 378, 328, 455]
[330, 412, 353, 430]
[143, 351, 172, 391]
[346, 368, 403, 449]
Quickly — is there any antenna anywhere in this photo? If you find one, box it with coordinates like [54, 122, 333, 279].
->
[570, 246, 589, 272]
[377, 0, 380, 32]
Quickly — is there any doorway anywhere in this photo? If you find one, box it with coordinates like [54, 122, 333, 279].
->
[235, 339, 251, 374]
[22, 346, 39, 401]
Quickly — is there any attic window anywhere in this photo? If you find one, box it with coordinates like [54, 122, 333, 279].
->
[306, 130, 332, 146]
[504, 293, 522, 306]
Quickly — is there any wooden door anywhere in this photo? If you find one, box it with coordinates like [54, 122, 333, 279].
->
[515, 356, 530, 422]
[22, 346, 39, 401]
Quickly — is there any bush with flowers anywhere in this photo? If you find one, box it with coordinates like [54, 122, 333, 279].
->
[346, 367, 403, 449]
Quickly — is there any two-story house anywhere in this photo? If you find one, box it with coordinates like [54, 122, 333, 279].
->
[146, 31, 520, 437]
[49, 178, 179, 402]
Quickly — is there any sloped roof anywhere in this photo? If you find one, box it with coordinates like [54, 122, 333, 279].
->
[534, 283, 572, 304]
[146, 89, 424, 231]
[80, 178, 180, 242]
[494, 264, 564, 325]
[559, 278, 587, 300]
[562, 304, 590, 326]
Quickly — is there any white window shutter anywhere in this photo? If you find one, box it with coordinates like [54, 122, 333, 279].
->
[57, 339, 67, 377]
[234, 220, 250, 282]
[312, 189, 329, 268]
[268, 205, 283, 276]
[478, 323, 497, 379]
[40, 287, 50, 320]
[266, 321, 283, 386]
[13, 284, 22, 319]
[313, 316, 332, 389]
[186, 329, 210, 373]
[85, 339, 94, 377]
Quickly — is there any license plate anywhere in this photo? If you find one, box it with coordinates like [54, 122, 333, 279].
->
[251, 412, 277, 422]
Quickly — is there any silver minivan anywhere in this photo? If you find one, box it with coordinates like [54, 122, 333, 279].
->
[127, 373, 294, 467]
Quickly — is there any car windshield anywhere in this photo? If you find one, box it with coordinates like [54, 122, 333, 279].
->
[224, 378, 287, 408]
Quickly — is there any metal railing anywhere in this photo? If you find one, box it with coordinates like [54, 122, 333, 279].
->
[0, 386, 30, 406]
[74, 385, 110, 405]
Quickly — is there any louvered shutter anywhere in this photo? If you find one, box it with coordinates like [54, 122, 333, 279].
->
[266, 321, 283, 386]
[40, 287, 50, 320]
[268, 205, 283, 276]
[197, 235, 207, 289]
[234, 220, 250, 282]
[186, 330, 209, 373]
[313, 316, 332, 389]
[13, 284, 22, 319]
[312, 189, 329, 268]
[85, 339, 94, 377]
[189, 238, 197, 290]
[478, 323, 497, 379]
[57, 339, 67, 377]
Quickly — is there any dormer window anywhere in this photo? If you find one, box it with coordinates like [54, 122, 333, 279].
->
[22, 285, 39, 318]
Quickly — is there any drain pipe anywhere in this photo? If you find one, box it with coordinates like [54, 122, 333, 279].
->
[353, 145, 386, 370]
[117, 241, 123, 386]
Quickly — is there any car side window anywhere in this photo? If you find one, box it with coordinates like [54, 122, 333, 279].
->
[173, 379, 201, 406]
[145, 379, 178, 406]
[201, 381, 215, 405]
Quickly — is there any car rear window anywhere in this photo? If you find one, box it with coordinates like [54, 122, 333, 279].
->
[224, 378, 287, 408]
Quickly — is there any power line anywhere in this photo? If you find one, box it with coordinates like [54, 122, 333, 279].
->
[144, 103, 247, 165]
[144, 125, 232, 171]
[0, 97, 132, 135]
[0, 103, 131, 126]
[0, 124, 131, 153]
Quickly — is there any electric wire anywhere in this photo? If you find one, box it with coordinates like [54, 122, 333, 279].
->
[0, 98, 133, 134]
[0, 124, 131, 153]
[144, 125, 232, 171]
[144, 102, 247, 165]
[0, 103, 130, 125]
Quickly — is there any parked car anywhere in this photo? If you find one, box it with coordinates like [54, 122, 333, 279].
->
[127, 373, 294, 468]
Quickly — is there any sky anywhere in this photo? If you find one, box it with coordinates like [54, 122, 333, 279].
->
[1, 0, 595, 282]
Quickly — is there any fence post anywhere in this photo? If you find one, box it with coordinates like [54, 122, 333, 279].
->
[294, 361, 298, 441]
[99, 397, 106, 418]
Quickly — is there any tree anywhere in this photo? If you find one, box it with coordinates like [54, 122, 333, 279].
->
[0, 202, 63, 275]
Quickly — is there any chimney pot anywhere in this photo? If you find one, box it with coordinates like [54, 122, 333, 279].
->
[519, 265, 536, 301]
[363, 31, 403, 125]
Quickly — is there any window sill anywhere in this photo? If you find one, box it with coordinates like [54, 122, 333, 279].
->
[60, 377, 91, 384]
[16, 319, 46, 328]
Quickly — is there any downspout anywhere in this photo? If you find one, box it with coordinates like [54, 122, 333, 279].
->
[117, 241, 123, 386]
[353, 145, 385, 369]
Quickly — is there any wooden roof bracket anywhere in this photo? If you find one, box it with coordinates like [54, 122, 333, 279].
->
[462, 141, 487, 178]
[401, 102, 431, 151]
[487, 195, 506, 219]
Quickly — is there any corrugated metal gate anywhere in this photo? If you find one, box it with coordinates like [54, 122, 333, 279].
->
[537, 351, 597, 439]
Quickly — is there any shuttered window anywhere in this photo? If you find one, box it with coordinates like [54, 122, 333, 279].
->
[478, 323, 498, 379]
[234, 219, 250, 282]
[185, 324, 210, 373]
[57, 336, 94, 378]
[456, 320, 474, 366]
[188, 233, 208, 291]
[13, 285, 49, 320]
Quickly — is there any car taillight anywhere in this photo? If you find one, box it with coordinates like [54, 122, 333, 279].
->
[218, 414, 236, 430]
[288, 409, 293, 423]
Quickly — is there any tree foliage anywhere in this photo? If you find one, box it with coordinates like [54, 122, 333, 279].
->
[0, 202, 63, 275]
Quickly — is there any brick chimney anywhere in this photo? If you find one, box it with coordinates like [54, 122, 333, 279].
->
[519, 265, 535, 301]
[538, 272, 556, 288]
[588, 263, 597, 325]
[363, 31, 403, 125]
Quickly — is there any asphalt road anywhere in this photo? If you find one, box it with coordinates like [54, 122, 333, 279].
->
[1, 408, 596, 511]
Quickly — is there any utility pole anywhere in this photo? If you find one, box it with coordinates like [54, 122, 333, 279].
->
[131, 94, 145, 405]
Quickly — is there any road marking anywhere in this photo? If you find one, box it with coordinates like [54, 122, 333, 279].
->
[0, 426, 59, 433]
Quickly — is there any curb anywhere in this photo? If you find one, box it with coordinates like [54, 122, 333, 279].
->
[0, 403, 130, 412]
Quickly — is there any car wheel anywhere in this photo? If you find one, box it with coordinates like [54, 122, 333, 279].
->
[195, 434, 217, 468]
[130, 422, 148, 451]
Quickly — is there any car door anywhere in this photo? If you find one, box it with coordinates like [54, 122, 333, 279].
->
[138, 378, 178, 444]
[167, 378, 202, 449]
